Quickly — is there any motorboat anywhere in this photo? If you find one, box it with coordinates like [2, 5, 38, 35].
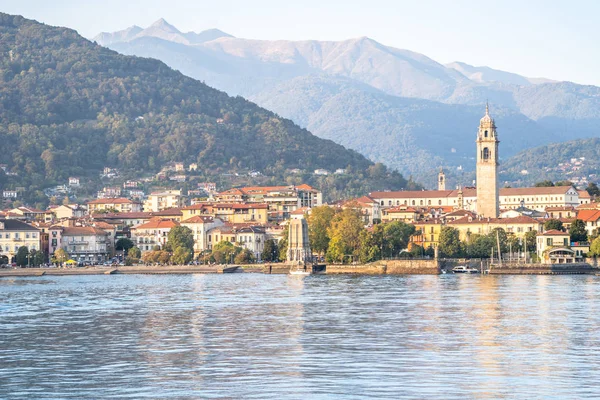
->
[452, 265, 479, 274]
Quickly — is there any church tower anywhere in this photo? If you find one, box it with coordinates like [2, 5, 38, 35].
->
[438, 168, 446, 191]
[476, 103, 499, 218]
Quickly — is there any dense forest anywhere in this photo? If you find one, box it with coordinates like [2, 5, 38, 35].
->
[498, 138, 600, 187]
[0, 13, 416, 204]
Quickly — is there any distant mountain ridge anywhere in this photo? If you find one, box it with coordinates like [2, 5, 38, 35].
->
[95, 20, 600, 188]
[95, 19, 233, 46]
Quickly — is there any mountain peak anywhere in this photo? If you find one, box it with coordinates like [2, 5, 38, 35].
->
[149, 18, 180, 33]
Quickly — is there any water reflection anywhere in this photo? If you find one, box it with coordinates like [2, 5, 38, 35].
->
[0, 274, 599, 399]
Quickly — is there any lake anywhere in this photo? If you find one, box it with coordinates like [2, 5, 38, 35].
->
[1, 274, 599, 399]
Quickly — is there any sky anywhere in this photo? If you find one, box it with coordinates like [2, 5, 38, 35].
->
[2, 0, 599, 85]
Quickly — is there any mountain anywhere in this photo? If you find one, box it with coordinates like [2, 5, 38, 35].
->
[96, 20, 600, 188]
[94, 19, 233, 46]
[0, 13, 413, 204]
[499, 138, 600, 186]
[446, 61, 555, 86]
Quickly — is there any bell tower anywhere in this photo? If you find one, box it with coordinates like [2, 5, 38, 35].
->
[438, 168, 446, 191]
[476, 103, 499, 218]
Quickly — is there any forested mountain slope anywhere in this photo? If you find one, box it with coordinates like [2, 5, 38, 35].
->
[0, 13, 413, 202]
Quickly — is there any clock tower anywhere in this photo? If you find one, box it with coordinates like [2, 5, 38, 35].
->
[476, 103, 499, 218]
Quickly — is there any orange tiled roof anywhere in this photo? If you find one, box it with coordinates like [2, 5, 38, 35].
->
[538, 229, 568, 236]
[133, 219, 179, 230]
[576, 209, 600, 222]
[87, 198, 138, 205]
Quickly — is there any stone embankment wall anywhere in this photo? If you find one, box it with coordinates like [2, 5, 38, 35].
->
[327, 259, 440, 275]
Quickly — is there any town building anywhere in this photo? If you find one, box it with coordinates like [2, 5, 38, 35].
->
[182, 203, 268, 225]
[536, 230, 580, 264]
[0, 219, 41, 261]
[130, 218, 179, 252]
[448, 215, 542, 241]
[180, 216, 224, 255]
[87, 198, 142, 213]
[68, 177, 80, 187]
[58, 226, 111, 264]
[144, 190, 184, 212]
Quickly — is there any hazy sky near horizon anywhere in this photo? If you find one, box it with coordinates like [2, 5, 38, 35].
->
[2, 0, 599, 85]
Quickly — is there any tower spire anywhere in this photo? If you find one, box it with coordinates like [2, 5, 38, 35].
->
[485, 100, 489, 115]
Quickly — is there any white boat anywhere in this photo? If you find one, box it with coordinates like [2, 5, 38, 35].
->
[289, 269, 311, 276]
[452, 265, 479, 274]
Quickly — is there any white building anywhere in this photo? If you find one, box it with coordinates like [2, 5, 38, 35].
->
[144, 190, 184, 212]
[58, 226, 110, 264]
[0, 219, 40, 261]
[131, 218, 179, 252]
[180, 215, 224, 255]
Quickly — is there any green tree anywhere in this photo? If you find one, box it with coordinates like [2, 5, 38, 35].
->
[212, 241, 242, 264]
[544, 219, 564, 232]
[524, 230, 538, 252]
[171, 246, 193, 265]
[589, 237, 600, 256]
[358, 229, 379, 263]
[535, 180, 555, 187]
[128, 246, 142, 260]
[115, 238, 134, 253]
[555, 180, 574, 187]
[375, 221, 416, 258]
[326, 208, 364, 263]
[569, 219, 587, 242]
[15, 246, 29, 267]
[234, 249, 255, 264]
[31, 249, 45, 266]
[307, 206, 337, 255]
[586, 182, 600, 197]
[438, 227, 463, 258]
[53, 248, 69, 265]
[261, 239, 279, 262]
[278, 225, 289, 262]
[167, 226, 194, 253]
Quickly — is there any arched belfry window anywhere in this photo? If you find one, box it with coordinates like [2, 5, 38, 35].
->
[483, 147, 490, 160]
[484, 130, 488, 138]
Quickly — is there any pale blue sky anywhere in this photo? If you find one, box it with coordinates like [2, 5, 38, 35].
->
[2, 0, 599, 85]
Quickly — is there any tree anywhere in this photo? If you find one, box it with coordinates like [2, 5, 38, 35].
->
[31, 249, 45, 266]
[115, 238, 134, 253]
[326, 208, 364, 263]
[570, 219, 588, 242]
[54, 248, 69, 265]
[358, 229, 379, 263]
[535, 180, 555, 187]
[234, 249, 255, 264]
[167, 226, 194, 253]
[128, 246, 142, 260]
[307, 206, 337, 255]
[15, 246, 29, 267]
[376, 221, 416, 258]
[586, 182, 600, 197]
[590, 237, 600, 256]
[524, 230, 538, 252]
[544, 219, 564, 232]
[261, 239, 279, 262]
[171, 246, 192, 265]
[211, 241, 242, 264]
[438, 227, 463, 258]
[278, 224, 289, 262]
[555, 180, 574, 187]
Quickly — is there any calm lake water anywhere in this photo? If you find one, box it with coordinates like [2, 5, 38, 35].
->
[1, 274, 600, 399]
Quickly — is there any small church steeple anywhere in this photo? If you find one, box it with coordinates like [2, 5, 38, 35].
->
[438, 167, 446, 191]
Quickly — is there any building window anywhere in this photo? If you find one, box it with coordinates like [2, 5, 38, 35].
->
[547, 238, 552, 246]
[482, 147, 490, 160]
[484, 130, 488, 137]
